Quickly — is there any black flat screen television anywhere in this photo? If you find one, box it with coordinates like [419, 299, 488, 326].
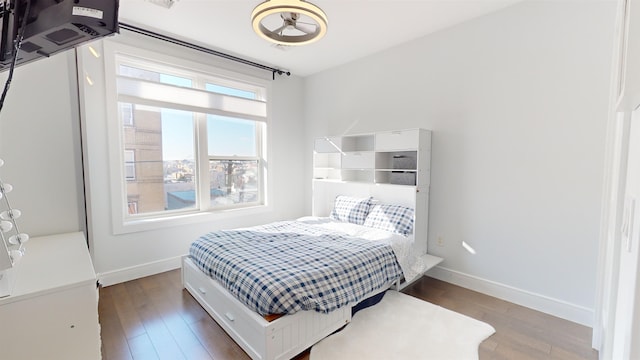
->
[0, 0, 119, 71]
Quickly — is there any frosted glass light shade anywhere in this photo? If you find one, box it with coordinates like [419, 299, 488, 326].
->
[0, 221, 12, 233]
[1, 183, 12, 193]
[0, 209, 21, 220]
[8, 233, 28, 245]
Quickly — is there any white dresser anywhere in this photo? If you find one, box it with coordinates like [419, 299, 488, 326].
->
[0, 232, 101, 360]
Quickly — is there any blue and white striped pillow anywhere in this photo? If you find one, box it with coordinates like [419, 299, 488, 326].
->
[329, 195, 372, 225]
[363, 204, 414, 236]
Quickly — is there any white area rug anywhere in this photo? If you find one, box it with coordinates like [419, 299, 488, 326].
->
[310, 291, 495, 360]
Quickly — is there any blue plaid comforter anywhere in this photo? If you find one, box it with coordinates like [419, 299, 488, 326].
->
[189, 221, 403, 315]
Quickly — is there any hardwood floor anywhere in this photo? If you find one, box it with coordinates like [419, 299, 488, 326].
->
[99, 269, 598, 360]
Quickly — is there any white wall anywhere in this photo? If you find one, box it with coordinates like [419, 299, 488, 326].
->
[77, 32, 307, 284]
[304, 2, 616, 325]
[0, 51, 85, 237]
[0, 0, 617, 327]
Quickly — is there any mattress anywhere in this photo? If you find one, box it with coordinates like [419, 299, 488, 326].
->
[189, 218, 407, 316]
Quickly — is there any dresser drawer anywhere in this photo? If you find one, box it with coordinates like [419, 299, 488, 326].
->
[375, 130, 419, 151]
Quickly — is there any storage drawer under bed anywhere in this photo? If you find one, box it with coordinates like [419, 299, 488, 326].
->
[183, 257, 267, 358]
[181, 256, 352, 360]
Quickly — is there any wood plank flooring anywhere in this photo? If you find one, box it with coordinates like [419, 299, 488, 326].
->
[98, 269, 598, 360]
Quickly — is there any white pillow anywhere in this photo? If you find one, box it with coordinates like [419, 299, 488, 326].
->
[363, 204, 414, 236]
[329, 195, 372, 225]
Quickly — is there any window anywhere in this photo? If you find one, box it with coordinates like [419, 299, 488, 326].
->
[113, 54, 268, 221]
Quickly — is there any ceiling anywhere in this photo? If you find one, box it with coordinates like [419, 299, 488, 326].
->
[118, 0, 522, 77]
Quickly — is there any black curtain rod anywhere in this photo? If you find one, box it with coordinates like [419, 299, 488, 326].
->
[118, 22, 291, 80]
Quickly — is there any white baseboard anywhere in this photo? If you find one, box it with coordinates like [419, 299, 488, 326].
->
[97, 256, 182, 287]
[426, 266, 594, 327]
[96, 259, 594, 326]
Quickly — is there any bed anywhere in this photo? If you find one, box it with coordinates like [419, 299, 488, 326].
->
[182, 184, 436, 360]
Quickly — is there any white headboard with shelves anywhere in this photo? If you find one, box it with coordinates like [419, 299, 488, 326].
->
[312, 128, 431, 256]
[311, 128, 441, 286]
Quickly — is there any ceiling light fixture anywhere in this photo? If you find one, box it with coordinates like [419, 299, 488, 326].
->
[251, 0, 328, 46]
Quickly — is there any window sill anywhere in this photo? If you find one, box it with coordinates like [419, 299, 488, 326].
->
[112, 204, 272, 235]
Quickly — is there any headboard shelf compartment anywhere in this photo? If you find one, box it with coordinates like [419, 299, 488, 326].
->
[375, 151, 418, 170]
[341, 134, 374, 152]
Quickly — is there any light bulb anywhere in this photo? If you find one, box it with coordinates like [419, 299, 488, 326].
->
[8, 233, 28, 245]
[0, 209, 21, 220]
[0, 220, 13, 233]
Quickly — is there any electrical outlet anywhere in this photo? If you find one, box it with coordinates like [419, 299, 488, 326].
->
[436, 236, 444, 247]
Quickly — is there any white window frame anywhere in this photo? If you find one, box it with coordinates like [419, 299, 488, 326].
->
[102, 40, 272, 234]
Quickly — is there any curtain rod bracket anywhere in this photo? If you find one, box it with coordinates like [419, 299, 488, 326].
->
[272, 70, 292, 80]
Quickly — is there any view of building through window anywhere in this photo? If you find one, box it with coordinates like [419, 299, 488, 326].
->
[118, 61, 265, 217]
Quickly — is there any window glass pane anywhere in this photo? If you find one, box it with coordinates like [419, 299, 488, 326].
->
[124, 150, 135, 180]
[119, 65, 193, 88]
[128, 201, 138, 215]
[209, 160, 259, 207]
[205, 83, 256, 99]
[207, 115, 256, 157]
[123, 103, 196, 215]
[160, 74, 192, 87]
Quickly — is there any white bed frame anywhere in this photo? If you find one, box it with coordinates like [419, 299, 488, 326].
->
[182, 256, 353, 360]
[182, 182, 438, 360]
